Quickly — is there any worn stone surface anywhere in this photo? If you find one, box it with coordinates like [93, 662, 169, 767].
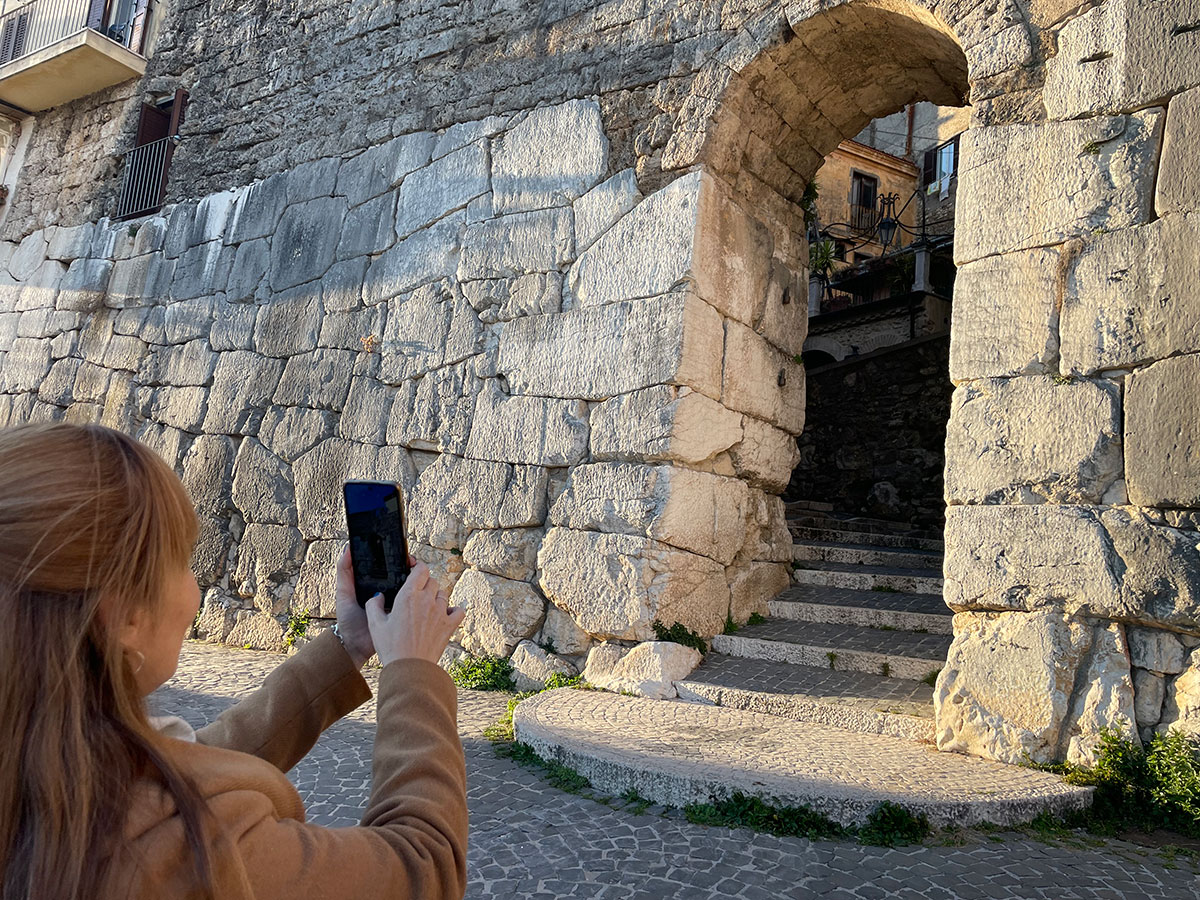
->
[935, 610, 1134, 765]
[549, 463, 749, 566]
[729, 416, 801, 494]
[955, 113, 1163, 264]
[1159, 652, 1200, 737]
[395, 141, 489, 239]
[364, 214, 463, 305]
[204, 351, 284, 435]
[232, 438, 297, 525]
[728, 561, 790, 623]
[590, 386, 743, 467]
[1158, 86, 1200, 216]
[1134, 669, 1166, 729]
[492, 100, 607, 215]
[1044, 0, 1200, 120]
[1129, 627, 1188, 676]
[945, 376, 1123, 505]
[452, 569, 545, 658]
[1062, 215, 1200, 374]
[232, 524, 306, 613]
[584, 641, 702, 700]
[509, 640, 578, 692]
[292, 540, 342, 619]
[1126, 354, 1200, 508]
[466, 382, 589, 467]
[498, 293, 723, 401]
[573, 168, 640, 252]
[461, 527, 543, 582]
[950, 248, 1061, 382]
[538, 603, 593, 657]
[945, 505, 1200, 633]
[459, 208, 574, 280]
[721, 320, 805, 434]
[538, 527, 729, 641]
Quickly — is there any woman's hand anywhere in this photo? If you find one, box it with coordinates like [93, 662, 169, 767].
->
[334, 546, 377, 669]
[365, 562, 465, 667]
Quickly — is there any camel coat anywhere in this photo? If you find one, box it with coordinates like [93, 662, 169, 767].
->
[109, 630, 468, 900]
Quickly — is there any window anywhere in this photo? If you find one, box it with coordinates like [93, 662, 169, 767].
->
[850, 171, 878, 231]
[923, 135, 961, 195]
[115, 89, 187, 220]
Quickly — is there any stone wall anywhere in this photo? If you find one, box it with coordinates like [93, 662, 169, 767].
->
[5, 0, 1200, 766]
[0, 100, 801, 679]
[788, 335, 951, 528]
[936, 0, 1200, 765]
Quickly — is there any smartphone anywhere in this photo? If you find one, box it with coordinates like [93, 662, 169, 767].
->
[343, 480, 411, 612]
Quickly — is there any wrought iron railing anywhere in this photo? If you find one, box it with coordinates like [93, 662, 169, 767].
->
[849, 202, 877, 232]
[0, 0, 151, 67]
[115, 134, 172, 219]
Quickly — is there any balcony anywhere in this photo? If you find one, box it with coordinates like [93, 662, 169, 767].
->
[0, 0, 151, 112]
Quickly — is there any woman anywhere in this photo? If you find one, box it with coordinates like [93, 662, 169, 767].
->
[0, 423, 468, 900]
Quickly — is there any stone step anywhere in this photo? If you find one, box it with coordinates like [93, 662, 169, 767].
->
[513, 690, 1093, 828]
[712, 619, 950, 682]
[770, 584, 953, 635]
[677, 653, 935, 742]
[785, 499, 835, 513]
[792, 540, 943, 570]
[789, 525, 945, 552]
[786, 513, 942, 541]
[792, 561, 945, 595]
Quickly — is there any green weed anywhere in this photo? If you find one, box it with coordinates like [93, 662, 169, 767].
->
[284, 611, 310, 648]
[747, 613, 768, 626]
[652, 620, 708, 655]
[449, 655, 516, 692]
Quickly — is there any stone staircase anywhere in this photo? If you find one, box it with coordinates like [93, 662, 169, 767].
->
[513, 506, 1094, 827]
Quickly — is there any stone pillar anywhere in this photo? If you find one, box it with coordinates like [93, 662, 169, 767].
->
[938, 1, 1200, 765]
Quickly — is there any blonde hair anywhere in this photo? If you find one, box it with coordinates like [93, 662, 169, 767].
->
[0, 423, 212, 899]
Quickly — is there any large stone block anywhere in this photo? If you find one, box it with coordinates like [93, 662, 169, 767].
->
[337, 191, 397, 260]
[538, 527, 731, 641]
[293, 439, 383, 539]
[1044, 0, 1200, 120]
[728, 416, 801, 493]
[58, 258, 111, 312]
[955, 113, 1162, 264]
[1062, 215, 1200, 373]
[339, 376, 393, 445]
[550, 462, 749, 565]
[945, 376, 1122, 505]
[465, 381, 589, 466]
[1158, 86, 1200, 215]
[193, 514, 232, 586]
[180, 434, 236, 516]
[589, 385, 744, 466]
[258, 405, 338, 462]
[949, 248, 1060, 382]
[538, 604, 592, 657]
[254, 288, 323, 357]
[462, 527, 543, 581]
[209, 297, 258, 352]
[292, 539, 342, 618]
[497, 293, 724, 401]
[386, 361, 481, 454]
[573, 168, 640, 252]
[380, 281, 452, 383]
[8, 231, 47, 281]
[2, 337, 51, 392]
[451, 569, 544, 658]
[107, 254, 175, 307]
[1129, 626, 1187, 676]
[407, 453, 548, 549]
[727, 561, 790, 623]
[164, 295, 217, 345]
[274, 349, 357, 411]
[461, 272, 562, 324]
[140, 339, 217, 388]
[1126, 354, 1200, 507]
[492, 100, 607, 214]
[1159, 650, 1200, 738]
[170, 242, 235, 301]
[395, 140, 489, 239]
[270, 196, 347, 292]
[232, 438, 297, 525]
[568, 171, 773, 329]
[944, 505, 1200, 632]
[722, 320, 805, 434]
[336, 131, 434, 208]
[364, 213, 463, 305]
[46, 223, 95, 262]
[203, 351, 284, 434]
[935, 610, 1136, 766]
[233, 523, 305, 613]
[227, 173, 290, 245]
[458, 208, 574, 280]
[582, 640, 701, 700]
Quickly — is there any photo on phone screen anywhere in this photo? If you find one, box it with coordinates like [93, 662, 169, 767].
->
[343, 481, 411, 611]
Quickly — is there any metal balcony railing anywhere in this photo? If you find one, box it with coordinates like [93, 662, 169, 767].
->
[850, 203, 877, 233]
[0, 0, 150, 67]
[115, 134, 172, 219]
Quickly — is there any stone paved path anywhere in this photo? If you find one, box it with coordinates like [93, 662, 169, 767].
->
[153, 642, 1200, 900]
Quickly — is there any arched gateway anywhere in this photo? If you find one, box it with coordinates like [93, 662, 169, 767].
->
[0, 0, 1196, 769]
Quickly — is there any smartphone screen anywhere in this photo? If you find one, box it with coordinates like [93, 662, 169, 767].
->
[343, 481, 411, 611]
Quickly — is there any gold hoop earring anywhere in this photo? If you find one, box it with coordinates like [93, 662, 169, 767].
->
[128, 650, 145, 675]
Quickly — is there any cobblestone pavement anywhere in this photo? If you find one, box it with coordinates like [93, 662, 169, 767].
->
[153, 642, 1200, 900]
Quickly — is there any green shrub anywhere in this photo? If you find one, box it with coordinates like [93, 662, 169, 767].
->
[685, 792, 848, 842]
[747, 613, 767, 626]
[449, 655, 516, 692]
[1039, 728, 1200, 838]
[543, 672, 582, 690]
[652, 620, 708, 655]
[284, 612, 310, 647]
[722, 611, 739, 635]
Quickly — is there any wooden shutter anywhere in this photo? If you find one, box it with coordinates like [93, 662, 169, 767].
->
[0, 20, 15, 64]
[922, 148, 936, 187]
[86, 0, 109, 31]
[11, 11, 26, 58]
[135, 102, 171, 147]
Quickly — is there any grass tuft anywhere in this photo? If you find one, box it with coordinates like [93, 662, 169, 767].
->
[449, 655, 516, 692]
